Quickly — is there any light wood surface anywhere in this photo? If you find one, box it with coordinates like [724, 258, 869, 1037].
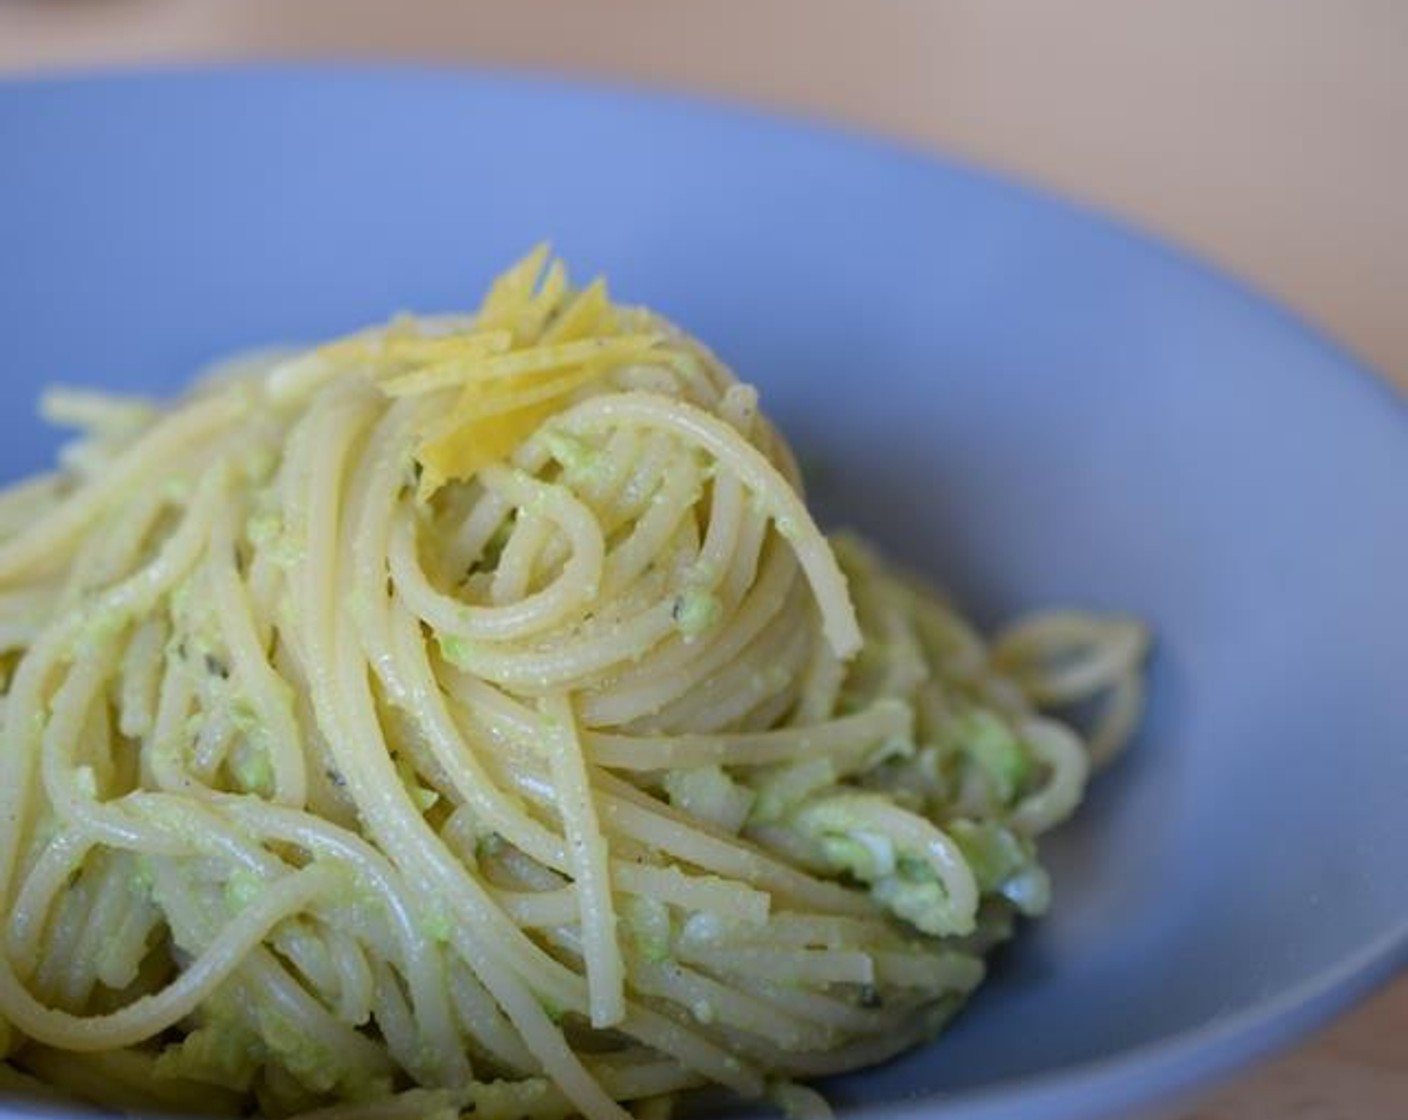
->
[1, 2, 1405, 1117]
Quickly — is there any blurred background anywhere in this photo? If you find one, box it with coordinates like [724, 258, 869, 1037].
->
[3, 0, 1405, 386]
[1, 2, 1405, 1117]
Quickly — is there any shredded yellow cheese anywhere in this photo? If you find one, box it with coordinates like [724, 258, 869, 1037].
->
[311, 245, 667, 498]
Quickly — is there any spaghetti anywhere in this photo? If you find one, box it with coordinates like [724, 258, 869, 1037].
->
[0, 249, 1148, 1120]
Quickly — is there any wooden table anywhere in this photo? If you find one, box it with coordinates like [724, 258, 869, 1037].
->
[2, 2, 1405, 1116]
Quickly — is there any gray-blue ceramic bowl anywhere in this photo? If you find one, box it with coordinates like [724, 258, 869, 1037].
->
[1, 67, 1405, 1120]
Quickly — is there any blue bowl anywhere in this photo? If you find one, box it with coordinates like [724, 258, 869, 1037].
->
[1, 66, 1405, 1120]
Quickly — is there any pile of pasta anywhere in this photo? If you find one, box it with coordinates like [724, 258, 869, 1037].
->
[0, 251, 1147, 1120]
